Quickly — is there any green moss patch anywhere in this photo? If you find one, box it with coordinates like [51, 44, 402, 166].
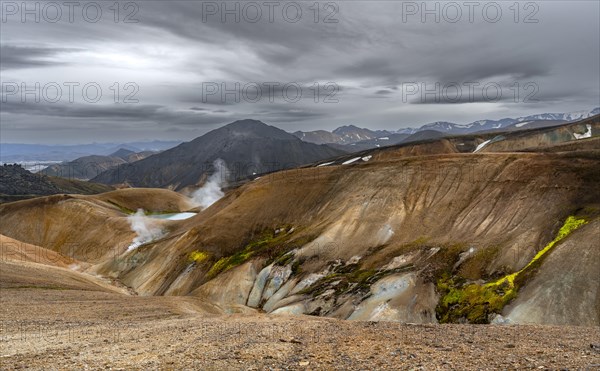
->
[436, 215, 589, 323]
[205, 226, 302, 279]
[206, 248, 255, 278]
[188, 250, 210, 263]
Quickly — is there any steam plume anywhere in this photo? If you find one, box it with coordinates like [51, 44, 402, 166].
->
[126, 209, 163, 251]
[192, 159, 229, 209]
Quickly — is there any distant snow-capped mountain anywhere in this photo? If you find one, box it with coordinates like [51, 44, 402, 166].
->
[291, 107, 599, 146]
[516, 107, 599, 123]
[418, 121, 457, 132]
[293, 125, 393, 145]
[396, 107, 599, 135]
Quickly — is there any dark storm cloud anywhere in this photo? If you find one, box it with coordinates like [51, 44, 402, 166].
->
[0, 1, 598, 143]
[0, 45, 79, 70]
[139, 2, 361, 64]
[335, 35, 551, 86]
[0, 101, 228, 127]
[1, 100, 164, 119]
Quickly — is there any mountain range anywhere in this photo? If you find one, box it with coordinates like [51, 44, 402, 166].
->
[4, 108, 597, 165]
[398, 107, 600, 135]
[0, 140, 180, 163]
[293, 107, 600, 146]
[41, 148, 156, 180]
[91, 119, 345, 189]
[293, 125, 393, 145]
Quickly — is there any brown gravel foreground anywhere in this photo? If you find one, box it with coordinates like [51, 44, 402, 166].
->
[1, 289, 599, 370]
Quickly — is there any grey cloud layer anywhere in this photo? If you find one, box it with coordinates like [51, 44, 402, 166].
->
[1, 1, 598, 143]
[0, 45, 82, 70]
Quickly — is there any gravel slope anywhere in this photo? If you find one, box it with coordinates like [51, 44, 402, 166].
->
[1, 287, 599, 370]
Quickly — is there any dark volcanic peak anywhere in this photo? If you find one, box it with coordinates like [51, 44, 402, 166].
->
[92, 119, 345, 189]
[211, 119, 296, 141]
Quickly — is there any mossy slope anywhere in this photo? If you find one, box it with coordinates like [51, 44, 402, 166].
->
[436, 215, 589, 323]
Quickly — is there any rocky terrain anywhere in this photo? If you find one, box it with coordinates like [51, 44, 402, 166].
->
[1, 287, 598, 369]
[0, 164, 61, 196]
[1, 116, 598, 369]
[0, 164, 112, 203]
[1, 231, 598, 368]
[293, 125, 394, 146]
[478, 115, 597, 153]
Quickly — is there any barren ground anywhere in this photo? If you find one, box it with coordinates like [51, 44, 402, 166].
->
[1, 287, 599, 370]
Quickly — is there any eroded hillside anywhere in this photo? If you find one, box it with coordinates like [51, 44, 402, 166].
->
[3, 143, 597, 325]
[0, 189, 195, 262]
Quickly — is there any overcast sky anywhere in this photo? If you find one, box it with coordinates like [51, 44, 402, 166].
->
[1, 0, 599, 144]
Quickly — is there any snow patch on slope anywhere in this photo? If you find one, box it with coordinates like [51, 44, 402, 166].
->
[473, 139, 492, 153]
[573, 124, 592, 140]
[342, 157, 362, 165]
[317, 161, 335, 167]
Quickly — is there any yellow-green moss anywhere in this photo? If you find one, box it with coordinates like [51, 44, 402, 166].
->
[189, 250, 209, 263]
[491, 215, 588, 288]
[436, 276, 516, 323]
[205, 226, 299, 279]
[437, 215, 589, 323]
[206, 248, 255, 278]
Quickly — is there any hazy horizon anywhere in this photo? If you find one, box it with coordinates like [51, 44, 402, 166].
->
[1, 105, 598, 146]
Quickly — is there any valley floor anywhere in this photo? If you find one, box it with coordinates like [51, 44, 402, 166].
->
[1, 287, 599, 370]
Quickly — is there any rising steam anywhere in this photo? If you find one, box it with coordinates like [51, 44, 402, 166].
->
[192, 158, 229, 209]
[126, 209, 164, 252]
